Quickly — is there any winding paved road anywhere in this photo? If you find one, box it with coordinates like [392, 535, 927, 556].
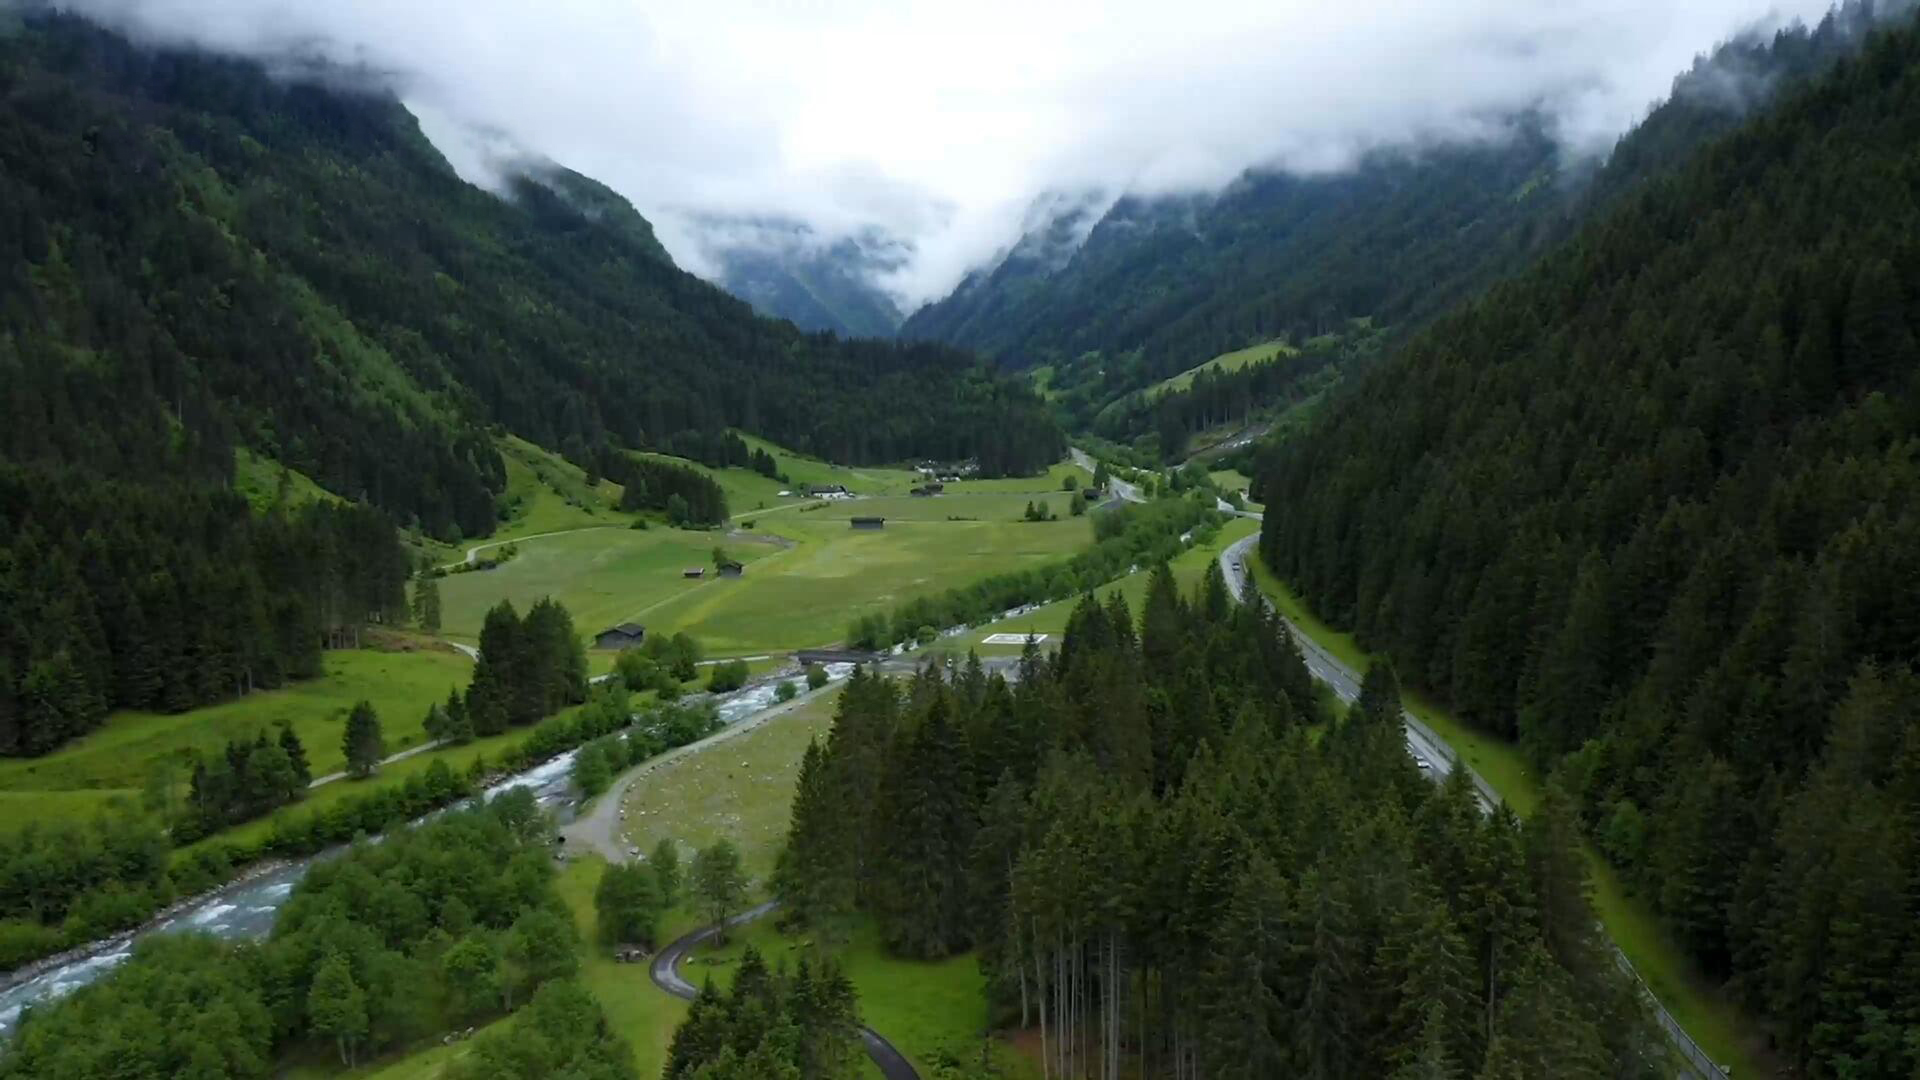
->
[649, 901, 920, 1080]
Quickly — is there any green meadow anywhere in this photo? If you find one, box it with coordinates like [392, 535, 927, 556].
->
[436, 490, 1093, 657]
[956, 516, 1259, 653]
[0, 647, 472, 834]
[1150, 339, 1294, 397]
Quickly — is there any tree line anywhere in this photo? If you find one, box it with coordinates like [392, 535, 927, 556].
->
[0, 792, 630, 1079]
[600, 451, 732, 527]
[0, 465, 408, 758]
[1257, 15, 1920, 1077]
[780, 567, 1667, 1078]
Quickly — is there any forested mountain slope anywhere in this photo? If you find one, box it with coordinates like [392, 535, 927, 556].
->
[0, 12, 1061, 541]
[1259, 16, 1920, 1077]
[905, 2, 1900, 450]
[0, 10, 1060, 759]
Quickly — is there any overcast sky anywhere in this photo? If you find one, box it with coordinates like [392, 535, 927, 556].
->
[65, 0, 1837, 305]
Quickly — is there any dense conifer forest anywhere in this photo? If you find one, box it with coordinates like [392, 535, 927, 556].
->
[1259, 16, 1920, 1076]
[0, 11, 1063, 536]
[0, 470, 407, 756]
[778, 570, 1667, 1078]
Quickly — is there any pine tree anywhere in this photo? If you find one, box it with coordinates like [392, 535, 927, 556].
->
[773, 738, 855, 938]
[342, 700, 384, 778]
[278, 724, 311, 788]
[651, 838, 682, 908]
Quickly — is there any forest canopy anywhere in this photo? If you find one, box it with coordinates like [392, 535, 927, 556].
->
[1258, 15, 1920, 1076]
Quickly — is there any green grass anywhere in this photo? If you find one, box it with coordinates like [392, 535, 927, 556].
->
[694, 917, 1036, 1080]
[960, 517, 1259, 652]
[554, 857, 689, 1080]
[737, 433, 923, 498]
[232, 448, 342, 513]
[436, 526, 782, 643]
[1151, 340, 1294, 397]
[0, 648, 472, 832]
[652, 498, 1091, 654]
[1206, 468, 1262, 505]
[942, 460, 1090, 494]
[1244, 551, 1768, 1077]
[617, 690, 844, 895]
[489, 436, 630, 543]
[441, 494, 1094, 657]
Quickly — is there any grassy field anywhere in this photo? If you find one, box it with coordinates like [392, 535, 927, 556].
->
[692, 916, 1035, 1080]
[0, 648, 473, 834]
[1151, 340, 1294, 397]
[232, 448, 342, 512]
[439, 492, 1092, 657]
[942, 460, 1091, 494]
[617, 689, 844, 903]
[957, 517, 1259, 653]
[1207, 469, 1260, 505]
[436, 526, 785, 644]
[489, 437, 630, 543]
[1244, 552, 1768, 1077]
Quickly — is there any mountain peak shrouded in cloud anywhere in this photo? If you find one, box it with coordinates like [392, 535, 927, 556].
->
[43, 0, 1850, 308]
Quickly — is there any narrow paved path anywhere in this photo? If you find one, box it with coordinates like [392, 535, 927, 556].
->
[437, 525, 624, 570]
[649, 901, 920, 1080]
[307, 738, 446, 788]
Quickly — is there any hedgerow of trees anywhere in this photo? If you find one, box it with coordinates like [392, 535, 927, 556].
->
[779, 569, 1667, 1077]
[1258, 16, 1920, 1076]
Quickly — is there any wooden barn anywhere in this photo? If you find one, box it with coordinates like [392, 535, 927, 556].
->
[594, 623, 647, 649]
[850, 517, 885, 530]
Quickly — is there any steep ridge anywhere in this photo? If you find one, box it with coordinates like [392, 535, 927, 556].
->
[904, 2, 1903, 451]
[0, 11, 1062, 540]
[1259, 13, 1920, 1075]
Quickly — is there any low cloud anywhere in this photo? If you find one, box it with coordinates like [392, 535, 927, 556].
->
[54, 0, 1840, 306]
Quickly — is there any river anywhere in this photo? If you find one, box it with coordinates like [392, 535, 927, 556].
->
[0, 665, 845, 1037]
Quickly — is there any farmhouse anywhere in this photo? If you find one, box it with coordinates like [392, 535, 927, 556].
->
[595, 622, 646, 649]
[717, 559, 745, 578]
[850, 516, 885, 530]
[683, 567, 705, 578]
[808, 484, 850, 497]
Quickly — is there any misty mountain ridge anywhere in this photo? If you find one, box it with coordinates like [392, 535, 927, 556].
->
[897, 0, 1912, 456]
[694, 216, 908, 338]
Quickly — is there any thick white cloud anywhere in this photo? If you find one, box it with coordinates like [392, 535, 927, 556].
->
[57, 0, 1838, 304]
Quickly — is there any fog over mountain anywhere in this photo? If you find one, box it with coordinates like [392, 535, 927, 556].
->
[52, 0, 1840, 308]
